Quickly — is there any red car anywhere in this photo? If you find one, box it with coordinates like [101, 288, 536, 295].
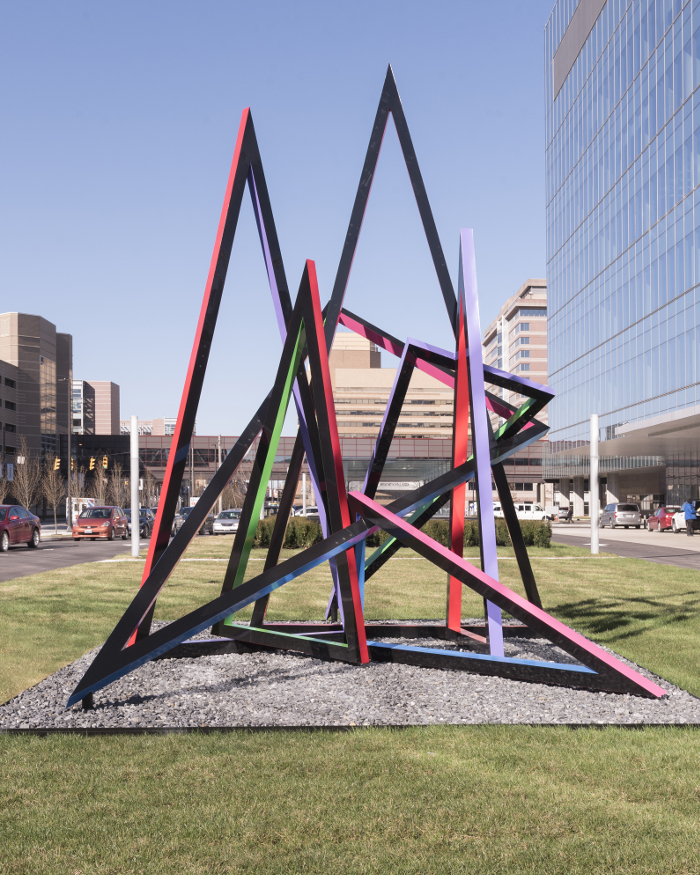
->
[0, 504, 41, 551]
[73, 506, 128, 541]
[647, 506, 680, 532]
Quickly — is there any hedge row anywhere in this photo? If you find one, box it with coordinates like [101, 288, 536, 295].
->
[253, 515, 552, 550]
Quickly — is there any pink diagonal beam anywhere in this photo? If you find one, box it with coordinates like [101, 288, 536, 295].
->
[347, 492, 666, 698]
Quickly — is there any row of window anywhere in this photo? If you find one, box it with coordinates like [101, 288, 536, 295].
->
[549, 101, 700, 319]
[547, 0, 693, 199]
[508, 307, 546, 319]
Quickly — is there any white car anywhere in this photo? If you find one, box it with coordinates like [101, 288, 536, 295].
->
[671, 501, 700, 533]
[213, 509, 241, 534]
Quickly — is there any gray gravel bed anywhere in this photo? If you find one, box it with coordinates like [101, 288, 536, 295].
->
[2, 621, 699, 729]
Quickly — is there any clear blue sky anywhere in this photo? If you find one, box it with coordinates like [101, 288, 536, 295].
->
[0, 0, 555, 435]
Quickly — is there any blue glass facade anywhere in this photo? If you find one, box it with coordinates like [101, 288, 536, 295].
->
[545, 0, 700, 472]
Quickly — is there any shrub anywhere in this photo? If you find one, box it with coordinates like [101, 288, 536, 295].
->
[254, 513, 551, 551]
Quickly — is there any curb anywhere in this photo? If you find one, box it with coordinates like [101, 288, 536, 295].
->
[2, 724, 700, 737]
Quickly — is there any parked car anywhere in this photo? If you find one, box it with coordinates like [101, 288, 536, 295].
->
[599, 503, 641, 528]
[671, 500, 700, 533]
[172, 505, 214, 536]
[124, 508, 153, 538]
[213, 508, 242, 534]
[0, 504, 41, 551]
[297, 505, 320, 521]
[647, 506, 681, 532]
[73, 506, 128, 541]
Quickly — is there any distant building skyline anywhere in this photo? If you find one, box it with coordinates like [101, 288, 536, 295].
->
[329, 331, 454, 440]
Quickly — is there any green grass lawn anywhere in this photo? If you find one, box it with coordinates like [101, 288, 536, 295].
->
[1, 727, 700, 874]
[2, 539, 700, 873]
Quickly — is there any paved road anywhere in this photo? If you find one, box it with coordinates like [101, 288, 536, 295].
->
[0, 536, 147, 583]
[553, 523, 700, 571]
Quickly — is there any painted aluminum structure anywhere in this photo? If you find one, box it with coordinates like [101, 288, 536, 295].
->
[68, 68, 665, 708]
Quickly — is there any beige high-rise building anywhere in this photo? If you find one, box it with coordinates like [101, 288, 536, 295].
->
[0, 312, 72, 460]
[482, 279, 549, 505]
[329, 332, 454, 439]
[483, 279, 548, 417]
[72, 381, 120, 435]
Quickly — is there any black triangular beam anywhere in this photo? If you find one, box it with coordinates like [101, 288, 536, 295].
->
[324, 65, 458, 348]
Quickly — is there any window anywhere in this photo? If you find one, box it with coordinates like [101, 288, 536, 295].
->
[4, 423, 15, 433]
[517, 363, 530, 372]
[513, 308, 546, 318]
[514, 336, 530, 346]
[513, 323, 530, 334]
[513, 482, 534, 491]
[4, 378, 15, 389]
[4, 400, 15, 411]
[515, 350, 530, 359]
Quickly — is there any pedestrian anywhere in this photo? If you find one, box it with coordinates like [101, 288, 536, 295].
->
[682, 499, 697, 536]
[563, 504, 573, 524]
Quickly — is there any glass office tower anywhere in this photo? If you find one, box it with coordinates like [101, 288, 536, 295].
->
[545, 0, 700, 508]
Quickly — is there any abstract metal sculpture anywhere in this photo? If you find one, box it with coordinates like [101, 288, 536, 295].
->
[68, 67, 665, 708]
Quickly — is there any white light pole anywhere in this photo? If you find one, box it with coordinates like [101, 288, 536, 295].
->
[590, 413, 599, 555]
[302, 471, 307, 516]
[130, 415, 140, 558]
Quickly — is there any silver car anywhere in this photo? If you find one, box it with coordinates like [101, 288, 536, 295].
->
[213, 508, 241, 534]
[599, 502, 641, 529]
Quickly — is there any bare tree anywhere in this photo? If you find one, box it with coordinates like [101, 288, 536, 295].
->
[220, 474, 247, 510]
[142, 468, 160, 507]
[108, 462, 129, 509]
[42, 460, 66, 533]
[0, 468, 11, 506]
[89, 464, 109, 505]
[13, 438, 42, 512]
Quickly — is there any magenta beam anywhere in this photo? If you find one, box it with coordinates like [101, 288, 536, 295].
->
[348, 492, 667, 699]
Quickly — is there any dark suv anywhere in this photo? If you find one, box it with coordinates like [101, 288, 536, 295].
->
[172, 505, 214, 536]
[0, 505, 41, 551]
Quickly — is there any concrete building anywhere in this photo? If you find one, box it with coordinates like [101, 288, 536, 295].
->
[329, 332, 454, 439]
[0, 312, 72, 462]
[120, 417, 180, 436]
[545, 0, 700, 515]
[72, 381, 120, 435]
[483, 280, 551, 506]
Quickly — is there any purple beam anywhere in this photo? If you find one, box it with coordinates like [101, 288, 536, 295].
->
[459, 230, 503, 656]
[248, 168, 342, 612]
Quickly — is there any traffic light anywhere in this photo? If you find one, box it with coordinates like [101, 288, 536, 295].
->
[89, 457, 96, 471]
[53, 457, 60, 471]
[71, 458, 75, 472]
[102, 456, 108, 470]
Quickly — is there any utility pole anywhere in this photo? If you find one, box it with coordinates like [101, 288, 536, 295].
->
[217, 434, 222, 514]
[590, 413, 599, 555]
[130, 415, 140, 558]
[189, 442, 195, 506]
[66, 381, 72, 531]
